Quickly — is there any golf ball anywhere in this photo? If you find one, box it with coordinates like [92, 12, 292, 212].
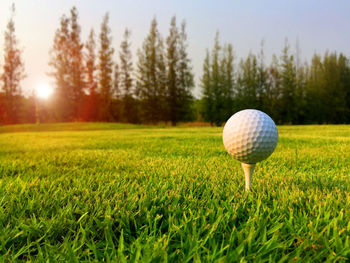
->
[223, 109, 278, 164]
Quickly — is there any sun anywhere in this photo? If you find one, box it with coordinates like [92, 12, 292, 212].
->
[36, 82, 53, 99]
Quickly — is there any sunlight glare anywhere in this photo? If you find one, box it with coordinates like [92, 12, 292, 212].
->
[36, 83, 53, 99]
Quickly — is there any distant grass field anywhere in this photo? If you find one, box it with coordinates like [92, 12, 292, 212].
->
[0, 123, 349, 262]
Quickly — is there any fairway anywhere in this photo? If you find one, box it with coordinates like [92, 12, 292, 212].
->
[0, 123, 349, 261]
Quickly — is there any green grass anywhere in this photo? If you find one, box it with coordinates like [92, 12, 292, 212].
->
[0, 123, 349, 262]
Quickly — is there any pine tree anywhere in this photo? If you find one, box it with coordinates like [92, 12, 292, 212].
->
[176, 20, 194, 123]
[156, 28, 168, 122]
[86, 29, 97, 95]
[166, 16, 179, 125]
[1, 4, 25, 124]
[49, 7, 85, 122]
[322, 52, 348, 123]
[136, 18, 167, 123]
[211, 32, 225, 126]
[98, 13, 114, 121]
[49, 14, 72, 121]
[339, 54, 350, 123]
[201, 49, 214, 124]
[221, 43, 235, 119]
[267, 54, 283, 123]
[202, 34, 233, 126]
[292, 38, 308, 123]
[69, 7, 85, 120]
[110, 63, 123, 121]
[256, 41, 269, 112]
[113, 63, 120, 98]
[280, 39, 297, 124]
[305, 54, 323, 123]
[165, 17, 195, 125]
[83, 28, 98, 121]
[237, 53, 259, 110]
[119, 28, 136, 123]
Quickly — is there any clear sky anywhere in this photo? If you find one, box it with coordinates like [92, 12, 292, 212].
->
[0, 0, 349, 97]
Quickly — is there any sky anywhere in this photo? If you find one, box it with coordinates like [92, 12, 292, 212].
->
[0, 0, 349, 97]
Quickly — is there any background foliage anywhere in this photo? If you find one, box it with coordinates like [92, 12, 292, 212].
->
[1, 6, 350, 125]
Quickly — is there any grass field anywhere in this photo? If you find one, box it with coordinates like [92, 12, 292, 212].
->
[0, 123, 349, 262]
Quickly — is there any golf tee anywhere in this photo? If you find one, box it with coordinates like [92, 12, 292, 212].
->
[241, 163, 256, 191]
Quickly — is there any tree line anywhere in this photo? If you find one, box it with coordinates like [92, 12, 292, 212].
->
[1, 5, 350, 125]
[47, 7, 194, 125]
[201, 34, 350, 125]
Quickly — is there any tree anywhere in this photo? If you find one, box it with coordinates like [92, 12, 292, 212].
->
[166, 16, 179, 125]
[110, 63, 123, 121]
[113, 63, 120, 98]
[69, 7, 85, 120]
[165, 17, 195, 125]
[201, 49, 214, 124]
[49, 6, 84, 122]
[49, 14, 72, 121]
[175, 20, 194, 123]
[119, 28, 137, 123]
[322, 52, 348, 123]
[279, 39, 297, 124]
[339, 54, 350, 123]
[266, 55, 282, 123]
[1, 4, 25, 124]
[211, 32, 226, 126]
[136, 18, 167, 123]
[256, 40, 269, 113]
[82, 28, 99, 121]
[305, 53, 323, 123]
[201, 33, 232, 126]
[221, 43, 235, 118]
[237, 53, 259, 110]
[305, 52, 350, 124]
[293, 38, 307, 123]
[98, 13, 114, 121]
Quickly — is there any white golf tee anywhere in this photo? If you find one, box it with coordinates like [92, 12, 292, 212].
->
[241, 163, 256, 191]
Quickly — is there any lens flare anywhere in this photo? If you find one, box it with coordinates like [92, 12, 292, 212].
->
[36, 83, 53, 99]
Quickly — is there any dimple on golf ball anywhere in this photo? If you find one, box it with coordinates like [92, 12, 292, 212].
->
[223, 109, 278, 164]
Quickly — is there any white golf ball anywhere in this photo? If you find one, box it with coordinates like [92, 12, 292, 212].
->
[223, 109, 278, 164]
